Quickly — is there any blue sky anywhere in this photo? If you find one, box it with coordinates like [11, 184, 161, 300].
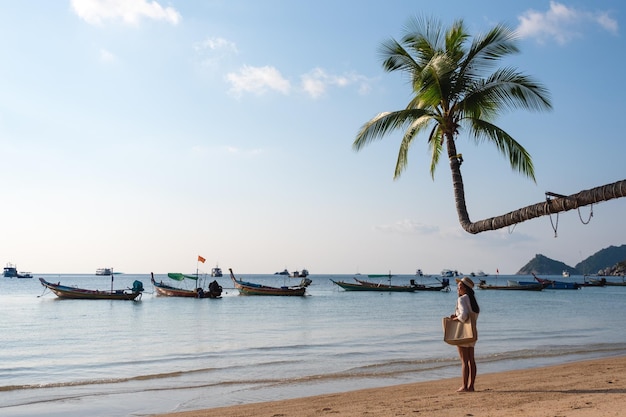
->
[0, 0, 624, 275]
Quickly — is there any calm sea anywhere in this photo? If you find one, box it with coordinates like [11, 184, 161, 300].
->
[1, 273, 625, 416]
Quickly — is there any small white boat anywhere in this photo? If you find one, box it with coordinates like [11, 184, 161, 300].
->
[211, 265, 223, 277]
[3, 263, 32, 278]
[95, 268, 113, 276]
[562, 270, 570, 278]
[291, 269, 309, 278]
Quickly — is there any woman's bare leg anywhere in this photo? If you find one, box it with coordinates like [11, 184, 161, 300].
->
[456, 346, 470, 391]
[467, 346, 476, 391]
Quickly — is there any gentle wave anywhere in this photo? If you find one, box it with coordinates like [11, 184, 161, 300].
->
[3, 342, 624, 395]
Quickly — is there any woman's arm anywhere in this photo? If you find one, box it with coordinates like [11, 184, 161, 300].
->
[456, 295, 471, 323]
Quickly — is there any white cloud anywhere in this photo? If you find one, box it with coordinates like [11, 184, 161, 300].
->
[226, 65, 291, 97]
[193, 41, 371, 99]
[194, 37, 238, 68]
[516, 1, 618, 45]
[71, 0, 181, 26]
[300, 67, 371, 99]
[99, 48, 116, 63]
[224, 66, 372, 99]
[225, 146, 240, 154]
[596, 12, 619, 34]
[374, 219, 438, 235]
[190, 145, 264, 159]
[194, 37, 238, 54]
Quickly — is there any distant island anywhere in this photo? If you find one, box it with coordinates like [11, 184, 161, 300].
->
[517, 244, 626, 276]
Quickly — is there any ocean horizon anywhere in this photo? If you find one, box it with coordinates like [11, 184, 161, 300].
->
[1, 273, 625, 417]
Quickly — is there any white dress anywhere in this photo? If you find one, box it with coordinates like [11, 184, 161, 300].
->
[455, 294, 478, 347]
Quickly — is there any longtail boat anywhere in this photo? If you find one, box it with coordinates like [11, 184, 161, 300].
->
[526, 274, 580, 290]
[230, 268, 311, 296]
[478, 279, 544, 291]
[332, 273, 450, 292]
[355, 277, 450, 292]
[331, 278, 416, 292]
[582, 277, 607, 287]
[39, 277, 144, 300]
[151, 272, 222, 298]
[603, 277, 626, 286]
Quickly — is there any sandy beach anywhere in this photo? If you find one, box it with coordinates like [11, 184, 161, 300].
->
[155, 355, 626, 417]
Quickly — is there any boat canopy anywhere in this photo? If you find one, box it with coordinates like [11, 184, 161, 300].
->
[167, 272, 198, 281]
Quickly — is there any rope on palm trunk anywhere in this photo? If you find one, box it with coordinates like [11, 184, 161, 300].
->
[548, 207, 559, 237]
[577, 204, 593, 225]
[545, 192, 562, 238]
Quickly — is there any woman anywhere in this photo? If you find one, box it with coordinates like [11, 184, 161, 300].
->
[450, 276, 480, 392]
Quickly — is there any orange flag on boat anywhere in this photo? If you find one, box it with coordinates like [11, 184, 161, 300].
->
[198, 255, 206, 263]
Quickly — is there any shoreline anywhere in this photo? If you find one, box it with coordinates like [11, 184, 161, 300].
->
[154, 355, 626, 417]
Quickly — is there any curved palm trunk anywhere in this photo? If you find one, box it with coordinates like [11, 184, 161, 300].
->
[446, 135, 472, 227]
[447, 142, 626, 233]
[463, 179, 626, 234]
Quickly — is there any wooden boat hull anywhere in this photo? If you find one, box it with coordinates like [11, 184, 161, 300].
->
[581, 278, 607, 287]
[478, 279, 543, 291]
[151, 276, 222, 298]
[39, 278, 142, 300]
[528, 276, 580, 289]
[356, 278, 450, 292]
[333, 277, 449, 292]
[478, 284, 543, 291]
[230, 268, 308, 296]
[539, 281, 579, 290]
[235, 284, 307, 296]
[332, 279, 415, 292]
[412, 283, 450, 292]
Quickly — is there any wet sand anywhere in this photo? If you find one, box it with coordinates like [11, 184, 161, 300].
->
[154, 355, 626, 416]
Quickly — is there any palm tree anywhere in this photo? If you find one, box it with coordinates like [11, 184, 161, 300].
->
[353, 16, 626, 234]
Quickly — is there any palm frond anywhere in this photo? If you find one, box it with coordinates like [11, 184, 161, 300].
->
[460, 24, 519, 79]
[393, 116, 433, 178]
[402, 15, 444, 62]
[462, 68, 552, 117]
[379, 38, 420, 73]
[444, 19, 469, 64]
[467, 118, 536, 181]
[427, 126, 443, 179]
[353, 110, 432, 151]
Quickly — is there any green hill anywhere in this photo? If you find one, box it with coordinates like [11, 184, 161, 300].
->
[516, 254, 576, 275]
[516, 245, 626, 275]
[575, 244, 626, 275]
